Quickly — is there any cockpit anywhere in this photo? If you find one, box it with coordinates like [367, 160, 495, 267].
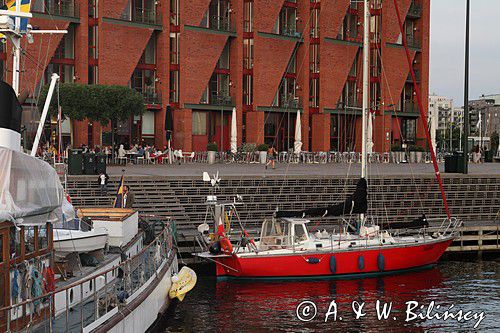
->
[258, 218, 310, 251]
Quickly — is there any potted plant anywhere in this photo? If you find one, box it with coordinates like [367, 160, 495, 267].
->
[207, 142, 218, 164]
[390, 144, 403, 163]
[257, 143, 269, 164]
[409, 145, 425, 163]
[240, 143, 256, 153]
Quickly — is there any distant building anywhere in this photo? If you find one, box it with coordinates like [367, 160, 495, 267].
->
[452, 107, 464, 128]
[469, 96, 500, 137]
[428, 94, 453, 131]
[479, 94, 500, 105]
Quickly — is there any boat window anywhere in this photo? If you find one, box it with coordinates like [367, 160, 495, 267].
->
[38, 225, 48, 251]
[10, 227, 21, 259]
[0, 234, 3, 263]
[24, 227, 36, 255]
[260, 220, 292, 249]
[70, 289, 74, 303]
[262, 220, 289, 238]
[89, 279, 93, 292]
[294, 224, 307, 243]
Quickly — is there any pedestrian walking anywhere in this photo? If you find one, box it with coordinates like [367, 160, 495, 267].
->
[266, 145, 276, 170]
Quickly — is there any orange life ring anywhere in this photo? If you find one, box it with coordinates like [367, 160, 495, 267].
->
[220, 237, 233, 254]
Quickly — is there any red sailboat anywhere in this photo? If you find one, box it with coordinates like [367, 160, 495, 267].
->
[195, 0, 461, 279]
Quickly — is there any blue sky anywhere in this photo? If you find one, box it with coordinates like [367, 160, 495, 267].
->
[430, 0, 500, 106]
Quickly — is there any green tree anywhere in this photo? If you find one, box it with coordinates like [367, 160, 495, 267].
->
[38, 83, 145, 124]
[39, 84, 145, 155]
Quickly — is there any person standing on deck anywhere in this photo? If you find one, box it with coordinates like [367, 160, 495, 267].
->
[123, 185, 135, 208]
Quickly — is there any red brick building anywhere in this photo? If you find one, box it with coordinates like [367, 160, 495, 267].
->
[1, 0, 429, 152]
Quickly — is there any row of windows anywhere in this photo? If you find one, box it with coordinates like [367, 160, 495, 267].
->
[9, 225, 48, 260]
[18, 0, 421, 113]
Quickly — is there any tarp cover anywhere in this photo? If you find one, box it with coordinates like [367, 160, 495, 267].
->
[379, 215, 429, 230]
[0, 146, 63, 225]
[275, 178, 368, 218]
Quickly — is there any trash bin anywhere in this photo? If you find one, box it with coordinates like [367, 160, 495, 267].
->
[444, 154, 457, 173]
[95, 153, 107, 174]
[484, 150, 493, 163]
[68, 149, 83, 175]
[83, 153, 97, 175]
[453, 151, 465, 173]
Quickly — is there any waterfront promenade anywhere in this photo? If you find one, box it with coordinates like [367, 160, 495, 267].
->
[104, 161, 499, 178]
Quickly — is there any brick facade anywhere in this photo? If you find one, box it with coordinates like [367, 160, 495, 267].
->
[1, 0, 430, 153]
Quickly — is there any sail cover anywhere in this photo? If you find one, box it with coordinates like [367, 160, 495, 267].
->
[379, 215, 429, 230]
[0, 147, 64, 226]
[276, 178, 368, 218]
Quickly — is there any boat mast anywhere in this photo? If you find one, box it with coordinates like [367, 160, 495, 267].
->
[360, 0, 370, 225]
[31, 73, 59, 156]
[361, 0, 370, 181]
[1, 2, 67, 153]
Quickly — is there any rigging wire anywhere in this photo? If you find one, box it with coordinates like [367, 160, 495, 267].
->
[374, 31, 426, 216]
[392, 0, 451, 219]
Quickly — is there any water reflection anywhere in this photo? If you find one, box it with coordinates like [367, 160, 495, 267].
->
[156, 259, 499, 332]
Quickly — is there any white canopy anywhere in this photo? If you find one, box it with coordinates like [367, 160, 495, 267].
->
[0, 146, 63, 226]
[230, 107, 237, 154]
[293, 110, 302, 155]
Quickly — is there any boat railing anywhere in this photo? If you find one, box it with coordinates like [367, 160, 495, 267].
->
[1, 222, 176, 333]
[388, 217, 462, 240]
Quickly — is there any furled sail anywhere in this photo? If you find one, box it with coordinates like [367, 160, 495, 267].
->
[0, 81, 22, 132]
[276, 178, 368, 218]
[379, 214, 429, 230]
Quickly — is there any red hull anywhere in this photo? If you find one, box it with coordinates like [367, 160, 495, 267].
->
[215, 238, 453, 278]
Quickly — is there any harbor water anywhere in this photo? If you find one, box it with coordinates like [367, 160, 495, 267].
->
[155, 254, 499, 332]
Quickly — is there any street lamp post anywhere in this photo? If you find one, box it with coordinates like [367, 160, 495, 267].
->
[462, 0, 470, 174]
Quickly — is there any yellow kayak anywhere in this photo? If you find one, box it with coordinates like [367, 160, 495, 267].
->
[169, 266, 197, 301]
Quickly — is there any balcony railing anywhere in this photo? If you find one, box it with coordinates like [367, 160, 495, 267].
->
[209, 16, 235, 33]
[407, 3, 422, 18]
[403, 100, 417, 113]
[280, 24, 302, 38]
[33, 0, 79, 18]
[280, 95, 301, 108]
[405, 35, 421, 49]
[336, 100, 362, 111]
[142, 91, 162, 105]
[210, 91, 234, 106]
[406, 70, 421, 82]
[122, 7, 162, 25]
[336, 29, 360, 42]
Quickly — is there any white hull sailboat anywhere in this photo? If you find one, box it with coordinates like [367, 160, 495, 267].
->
[0, 5, 192, 333]
[53, 226, 108, 254]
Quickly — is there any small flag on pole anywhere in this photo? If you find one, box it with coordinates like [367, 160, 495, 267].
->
[114, 175, 125, 208]
[5, 0, 32, 31]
